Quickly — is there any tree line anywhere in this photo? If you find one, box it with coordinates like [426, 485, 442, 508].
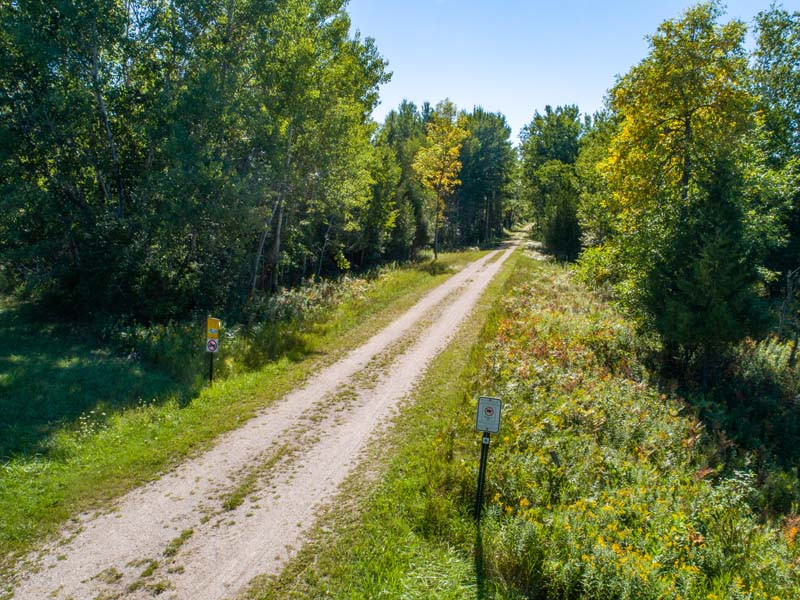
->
[4, 0, 797, 386]
[0, 0, 515, 323]
[518, 1, 800, 384]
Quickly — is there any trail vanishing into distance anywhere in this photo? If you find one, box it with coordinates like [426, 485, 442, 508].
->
[11, 244, 515, 600]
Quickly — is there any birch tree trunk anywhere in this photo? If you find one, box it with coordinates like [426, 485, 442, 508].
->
[91, 32, 124, 218]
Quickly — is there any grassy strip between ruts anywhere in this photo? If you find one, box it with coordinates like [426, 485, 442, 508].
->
[0, 248, 489, 578]
[247, 249, 800, 600]
[244, 244, 527, 600]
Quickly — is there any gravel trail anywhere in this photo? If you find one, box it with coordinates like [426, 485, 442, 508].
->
[11, 244, 515, 600]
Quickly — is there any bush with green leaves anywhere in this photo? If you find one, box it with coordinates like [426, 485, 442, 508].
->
[100, 271, 379, 383]
[454, 263, 800, 599]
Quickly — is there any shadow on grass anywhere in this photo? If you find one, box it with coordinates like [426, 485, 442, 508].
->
[414, 261, 454, 276]
[478, 240, 505, 251]
[645, 336, 800, 471]
[0, 303, 194, 461]
[412, 241, 508, 277]
[237, 323, 320, 371]
[475, 527, 488, 600]
[684, 371, 800, 468]
[0, 300, 324, 462]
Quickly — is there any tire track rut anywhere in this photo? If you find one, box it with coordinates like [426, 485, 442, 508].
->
[11, 244, 515, 600]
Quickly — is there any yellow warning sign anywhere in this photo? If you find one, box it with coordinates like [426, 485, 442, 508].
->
[206, 316, 221, 341]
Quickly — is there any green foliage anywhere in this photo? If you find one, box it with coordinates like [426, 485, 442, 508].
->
[577, 2, 787, 378]
[0, 0, 388, 320]
[520, 105, 583, 259]
[466, 263, 799, 599]
[754, 6, 800, 163]
[520, 104, 581, 168]
[576, 111, 620, 248]
[412, 99, 470, 259]
[691, 335, 800, 473]
[99, 275, 367, 384]
[642, 159, 773, 379]
[455, 108, 516, 245]
[375, 100, 431, 260]
[753, 7, 800, 327]
[529, 160, 581, 259]
[351, 141, 401, 265]
[0, 0, 520, 324]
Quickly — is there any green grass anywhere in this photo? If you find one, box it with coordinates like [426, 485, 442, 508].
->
[246, 246, 528, 600]
[0, 304, 188, 460]
[0, 248, 487, 576]
[163, 529, 194, 558]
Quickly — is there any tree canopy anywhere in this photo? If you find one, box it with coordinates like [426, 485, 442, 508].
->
[574, 1, 792, 380]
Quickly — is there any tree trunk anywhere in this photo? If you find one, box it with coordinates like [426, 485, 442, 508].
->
[433, 213, 440, 261]
[483, 195, 490, 243]
[269, 199, 284, 292]
[250, 196, 282, 299]
[432, 187, 444, 260]
[251, 230, 269, 298]
[250, 124, 294, 296]
[269, 124, 294, 291]
[778, 267, 798, 336]
[91, 33, 124, 218]
[317, 220, 333, 277]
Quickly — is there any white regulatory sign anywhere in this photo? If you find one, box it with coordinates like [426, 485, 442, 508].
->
[475, 396, 502, 433]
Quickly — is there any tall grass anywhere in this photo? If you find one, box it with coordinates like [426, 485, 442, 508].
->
[465, 266, 798, 599]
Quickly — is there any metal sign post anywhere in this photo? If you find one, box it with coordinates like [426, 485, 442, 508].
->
[474, 396, 502, 523]
[475, 431, 491, 521]
[206, 316, 221, 384]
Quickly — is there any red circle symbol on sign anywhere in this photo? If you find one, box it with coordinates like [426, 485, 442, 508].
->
[484, 406, 494, 417]
[206, 339, 218, 352]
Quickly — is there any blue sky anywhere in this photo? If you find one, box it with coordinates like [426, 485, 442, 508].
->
[347, 0, 800, 142]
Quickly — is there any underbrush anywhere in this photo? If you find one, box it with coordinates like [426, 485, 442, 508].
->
[455, 265, 800, 599]
[99, 254, 476, 384]
[690, 336, 800, 464]
[99, 274, 374, 384]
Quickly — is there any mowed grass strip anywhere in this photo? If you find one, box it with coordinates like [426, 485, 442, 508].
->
[247, 247, 529, 600]
[0, 248, 488, 572]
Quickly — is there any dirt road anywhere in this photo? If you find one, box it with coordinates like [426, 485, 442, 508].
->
[11, 244, 515, 600]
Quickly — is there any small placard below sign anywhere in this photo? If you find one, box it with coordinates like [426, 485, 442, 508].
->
[476, 396, 502, 433]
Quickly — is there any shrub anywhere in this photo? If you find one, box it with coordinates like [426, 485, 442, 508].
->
[99, 272, 380, 383]
[456, 263, 800, 599]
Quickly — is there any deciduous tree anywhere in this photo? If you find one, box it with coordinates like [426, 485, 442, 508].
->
[520, 105, 582, 256]
[585, 1, 786, 381]
[412, 100, 469, 259]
